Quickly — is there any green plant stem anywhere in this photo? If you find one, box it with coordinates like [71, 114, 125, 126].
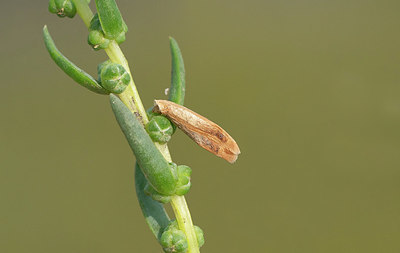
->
[71, 0, 147, 122]
[105, 41, 148, 124]
[72, 0, 93, 27]
[171, 196, 200, 252]
[72, 1, 199, 252]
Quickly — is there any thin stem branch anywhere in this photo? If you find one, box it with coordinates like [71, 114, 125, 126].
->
[171, 196, 200, 253]
[72, 1, 200, 252]
[71, 0, 94, 27]
[105, 41, 148, 124]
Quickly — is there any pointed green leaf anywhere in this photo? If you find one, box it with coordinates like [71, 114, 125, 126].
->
[95, 0, 127, 40]
[135, 163, 171, 241]
[42, 26, 108, 94]
[169, 37, 185, 105]
[110, 94, 178, 195]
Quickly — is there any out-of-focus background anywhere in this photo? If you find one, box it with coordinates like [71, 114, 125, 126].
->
[1, 0, 400, 252]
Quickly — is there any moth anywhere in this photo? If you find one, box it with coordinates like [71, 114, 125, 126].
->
[153, 100, 241, 163]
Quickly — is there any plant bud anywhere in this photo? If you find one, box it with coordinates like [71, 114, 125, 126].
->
[97, 60, 111, 82]
[48, 0, 76, 18]
[145, 116, 174, 144]
[194, 225, 205, 248]
[100, 63, 130, 94]
[147, 107, 177, 134]
[48, 0, 58, 14]
[174, 165, 192, 196]
[161, 222, 188, 253]
[88, 14, 110, 50]
[146, 106, 158, 120]
[143, 163, 191, 198]
[88, 30, 110, 50]
[144, 183, 171, 204]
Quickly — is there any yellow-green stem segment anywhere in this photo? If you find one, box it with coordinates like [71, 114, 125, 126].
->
[105, 41, 148, 124]
[71, 1, 199, 252]
[171, 196, 200, 252]
[72, 0, 93, 27]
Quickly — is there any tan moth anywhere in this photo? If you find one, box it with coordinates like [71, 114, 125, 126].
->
[153, 100, 240, 163]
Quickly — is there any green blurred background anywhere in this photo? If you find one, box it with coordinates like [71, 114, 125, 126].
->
[1, 0, 400, 252]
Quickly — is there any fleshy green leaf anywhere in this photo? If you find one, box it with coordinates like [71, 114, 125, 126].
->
[135, 163, 171, 241]
[169, 37, 185, 105]
[95, 0, 127, 40]
[110, 94, 178, 195]
[42, 26, 108, 94]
